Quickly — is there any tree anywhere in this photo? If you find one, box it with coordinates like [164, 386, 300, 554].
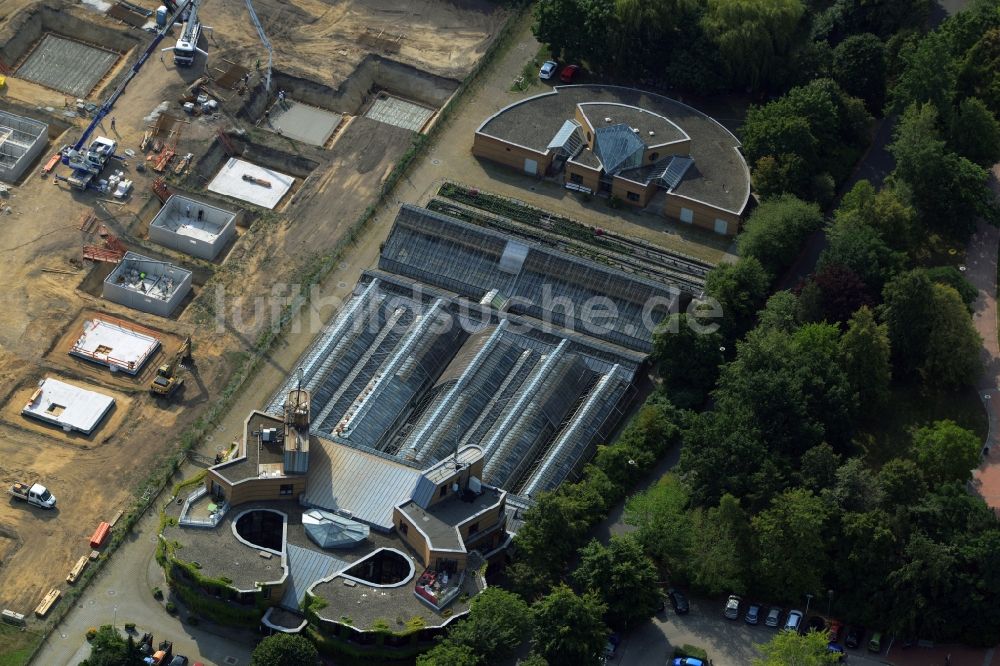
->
[754, 628, 842, 665]
[839, 306, 890, 420]
[737, 195, 824, 277]
[804, 262, 876, 324]
[652, 313, 725, 408]
[80, 625, 137, 666]
[912, 420, 982, 486]
[957, 27, 1000, 115]
[832, 33, 887, 113]
[625, 474, 694, 572]
[532, 585, 608, 666]
[830, 458, 884, 513]
[878, 458, 928, 508]
[533, 0, 617, 66]
[882, 270, 934, 379]
[688, 493, 754, 595]
[890, 31, 957, 118]
[821, 219, 903, 293]
[448, 588, 531, 662]
[416, 642, 480, 666]
[798, 442, 842, 493]
[758, 291, 802, 332]
[574, 535, 661, 629]
[949, 96, 1000, 167]
[834, 180, 919, 253]
[889, 103, 999, 238]
[752, 488, 830, 600]
[922, 266, 978, 309]
[250, 634, 318, 666]
[701, 0, 807, 92]
[704, 257, 772, 342]
[922, 283, 982, 389]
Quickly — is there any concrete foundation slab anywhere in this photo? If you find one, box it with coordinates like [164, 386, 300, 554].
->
[16, 34, 118, 97]
[103, 252, 192, 317]
[69, 317, 160, 375]
[207, 158, 294, 210]
[364, 94, 433, 132]
[149, 194, 237, 260]
[0, 110, 47, 183]
[268, 101, 342, 147]
[21, 378, 114, 434]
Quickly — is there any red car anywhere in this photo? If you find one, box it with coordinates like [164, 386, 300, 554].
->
[560, 64, 581, 83]
[827, 620, 844, 643]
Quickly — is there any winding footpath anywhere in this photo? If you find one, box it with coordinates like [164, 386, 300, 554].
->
[972, 167, 1000, 512]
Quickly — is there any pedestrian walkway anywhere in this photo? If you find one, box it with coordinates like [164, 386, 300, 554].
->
[887, 643, 993, 666]
[969, 167, 1000, 512]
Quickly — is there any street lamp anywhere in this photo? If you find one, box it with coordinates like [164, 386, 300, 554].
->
[113, 605, 118, 630]
[805, 593, 813, 616]
[827, 589, 834, 616]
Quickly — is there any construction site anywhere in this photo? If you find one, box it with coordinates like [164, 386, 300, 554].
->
[0, 0, 507, 655]
[0, 0, 747, 660]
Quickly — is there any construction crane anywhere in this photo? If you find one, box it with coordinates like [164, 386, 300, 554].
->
[150, 337, 191, 399]
[245, 0, 272, 93]
[163, 0, 211, 67]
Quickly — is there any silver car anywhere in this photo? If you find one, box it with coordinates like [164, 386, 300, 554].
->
[724, 594, 741, 620]
[785, 609, 804, 632]
[765, 607, 782, 628]
[539, 60, 558, 80]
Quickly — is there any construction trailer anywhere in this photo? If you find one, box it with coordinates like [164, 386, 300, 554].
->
[102, 252, 192, 317]
[148, 194, 236, 260]
[0, 110, 47, 183]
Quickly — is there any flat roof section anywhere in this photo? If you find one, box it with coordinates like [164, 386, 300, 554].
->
[207, 158, 294, 209]
[69, 317, 160, 375]
[16, 34, 118, 97]
[21, 378, 114, 434]
[268, 101, 342, 147]
[364, 94, 434, 132]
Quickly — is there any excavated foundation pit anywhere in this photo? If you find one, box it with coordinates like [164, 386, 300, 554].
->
[16, 33, 119, 97]
[243, 56, 459, 141]
[0, 4, 142, 99]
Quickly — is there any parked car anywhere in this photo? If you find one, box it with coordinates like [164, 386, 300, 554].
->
[671, 659, 705, 666]
[605, 633, 621, 658]
[827, 643, 846, 663]
[724, 594, 741, 620]
[744, 603, 761, 625]
[845, 626, 865, 649]
[560, 64, 581, 82]
[827, 620, 844, 644]
[168, 657, 189, 666]
[539, 60, 558, 80]
[765, 607, 783, 628]
[868, 631, 883, 653]
[784, 609, 804, 633]
[668, 588, 690, 615]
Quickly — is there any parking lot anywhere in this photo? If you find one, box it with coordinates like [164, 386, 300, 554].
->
[612, 595, 892, 666]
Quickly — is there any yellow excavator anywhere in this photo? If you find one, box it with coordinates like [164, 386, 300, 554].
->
[150, 337, 191, 399]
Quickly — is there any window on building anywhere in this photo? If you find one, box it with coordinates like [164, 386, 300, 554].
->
[468, 522, 479, 535]
[680, 207, 694, 223]
[648, 152, 659, 162]
[627, 191, 640, 202]
[569, 172, 583, 185]
[587, 132, 592, 142]
[440, 485, 448, 498]
[399, 522, 408, 535]
[279, 484, 293, 496]
[261, 587, 271, 599]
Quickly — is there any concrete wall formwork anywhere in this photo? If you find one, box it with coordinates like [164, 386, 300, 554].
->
[148, 194, 237, 260]
[103, 252, 192, 317]
[0, 110, 47, 182]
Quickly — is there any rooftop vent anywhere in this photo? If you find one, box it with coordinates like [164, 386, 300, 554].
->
[604, 117, 612, 123]
[632, 127, 640, 134]
[649, 131, 655, 136]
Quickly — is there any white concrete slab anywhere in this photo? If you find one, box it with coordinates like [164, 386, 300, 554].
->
[22, 378, 115, 434]
[70, 318, 160, 375]
[207, 158, 294, 209]
[269, 101, 342, 146]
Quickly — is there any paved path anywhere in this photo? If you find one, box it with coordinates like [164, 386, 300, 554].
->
[971, 167, 1000, 511]
[32, 506, 256, 666]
